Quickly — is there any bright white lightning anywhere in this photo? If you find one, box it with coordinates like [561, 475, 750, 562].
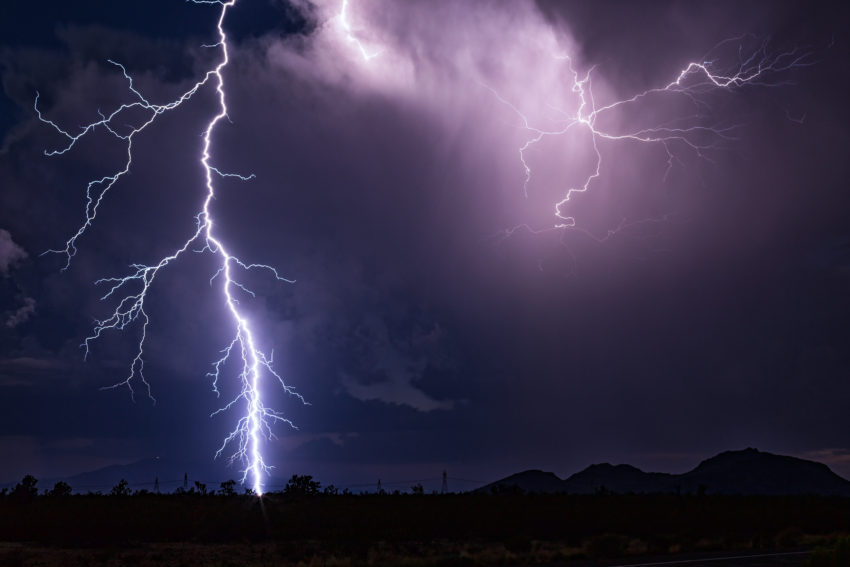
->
[487, 37, 814, 237]
[35, 0, 303, 495]
[333, 4, 812, 246]
[339, 0, 382, 61]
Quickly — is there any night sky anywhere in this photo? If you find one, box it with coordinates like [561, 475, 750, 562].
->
[1, 0, 849, 491]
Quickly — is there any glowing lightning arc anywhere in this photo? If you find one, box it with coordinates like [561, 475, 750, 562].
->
[332, 4, 813, 248]
[339, 0, 382, 61]
[486, 38, 814, 239]
[35, 0, 304, 495]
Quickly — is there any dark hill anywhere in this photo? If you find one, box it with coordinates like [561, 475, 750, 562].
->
[680, 447, 850, 495]
[563, 463, 675, 494]
[482, 469, 566, 493]
[479, 448, 850, 496]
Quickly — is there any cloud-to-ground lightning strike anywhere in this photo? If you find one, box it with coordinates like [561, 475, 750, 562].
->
[487, 37, 814, 239]
[35, 0, 303, 495]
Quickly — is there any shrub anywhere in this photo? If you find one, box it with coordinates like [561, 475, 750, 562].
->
[46, 481, 72, 497]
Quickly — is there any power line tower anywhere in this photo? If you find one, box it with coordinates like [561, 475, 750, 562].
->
[441, 470, 448, 494]
[154, 476, 159, 494]
[377, 479, 382, 494]
[183, 472, 188, 491]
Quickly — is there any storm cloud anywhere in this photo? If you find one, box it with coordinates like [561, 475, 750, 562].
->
[0, 229, 27, 275]
[0, 0, 848, 487]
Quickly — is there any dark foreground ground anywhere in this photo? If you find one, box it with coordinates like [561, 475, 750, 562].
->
[1, 492, 849, 566]
[586, 550, 811, 566]
[0, 544, 821, 567]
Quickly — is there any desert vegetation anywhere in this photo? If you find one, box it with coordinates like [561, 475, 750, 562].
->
[1, 474, 849, 566]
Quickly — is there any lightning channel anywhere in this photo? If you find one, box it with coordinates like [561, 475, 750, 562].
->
[339, 0, 382, 61]
[35, 0, 303, 495]
[487, 36, 814, 238]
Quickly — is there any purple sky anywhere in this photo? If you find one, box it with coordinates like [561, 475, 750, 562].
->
[1, 0, 849, 490]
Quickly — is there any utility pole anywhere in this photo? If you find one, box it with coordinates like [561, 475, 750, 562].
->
[184, 472, 188, 491]
[441, 470, 448, 494]
[154, 476, 159, 494]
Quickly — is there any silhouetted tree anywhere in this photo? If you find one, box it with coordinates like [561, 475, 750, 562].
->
[194, 481, 208, 495]
[284, 474, 321, 496]
[410, 483, 424, 495]
[110, 479, 131, 497]
[46, 481, 72, 497]
[323, 484, 339, 496]
[219, 479, 237, 496]
[12, 474, 38, 500]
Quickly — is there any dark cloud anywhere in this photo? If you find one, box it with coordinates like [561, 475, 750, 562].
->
[0, 0, 848, 486]
[0, 228, 27, 274]
[0, 229, 37, 335]
[5, 296, 35, 328]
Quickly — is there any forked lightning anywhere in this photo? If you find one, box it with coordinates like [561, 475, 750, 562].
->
[36, 0, 303, 495]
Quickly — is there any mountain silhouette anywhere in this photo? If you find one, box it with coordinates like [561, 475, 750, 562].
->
[479, 448, 850, 496]
[563, 463, 675, 494]
[484, 470, 566, 493]
[1, 457, 248, 494]
[679, 448, 850, 495]
[6, 447, 849, 496]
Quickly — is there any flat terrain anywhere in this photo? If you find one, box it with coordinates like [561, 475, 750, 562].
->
[601, 550, 810, 566]
[0, 544, 818, 567]
[1, 493, 847, 565]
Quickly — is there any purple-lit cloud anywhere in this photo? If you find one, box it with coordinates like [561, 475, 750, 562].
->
[5, 296, 35, 329]
[256, 0, 812, 261]
[0, 229, 27, 275]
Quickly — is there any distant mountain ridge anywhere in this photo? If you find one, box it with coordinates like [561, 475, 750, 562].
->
[480, 448, 850, 496]
[5, 447, 848, 496]
[1, 457, 252, 494]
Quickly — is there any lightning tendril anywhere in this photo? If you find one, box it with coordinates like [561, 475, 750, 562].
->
[336, 3, 813, 252]
[486, 36, 814, 241]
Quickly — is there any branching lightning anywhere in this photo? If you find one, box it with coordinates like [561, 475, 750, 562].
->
[35, 0, 303, 495]
[335, 2, 812, 252]
[486, 37, 814, 239]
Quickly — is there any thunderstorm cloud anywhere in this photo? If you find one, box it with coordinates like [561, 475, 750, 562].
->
[0, 229, 27, 275]
[0, 0, 848, 486]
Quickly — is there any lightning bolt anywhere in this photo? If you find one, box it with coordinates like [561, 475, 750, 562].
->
[35, 0, 304, 495]
[487, 36, 814, 239]
[334, 4, 812, 254]
[339, 0, 382, 61]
